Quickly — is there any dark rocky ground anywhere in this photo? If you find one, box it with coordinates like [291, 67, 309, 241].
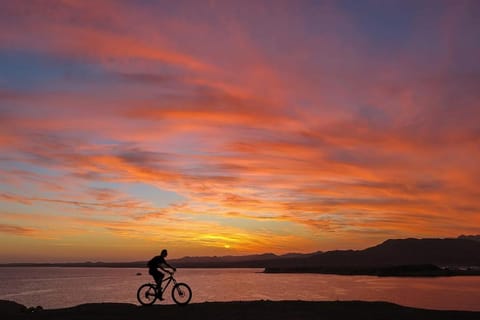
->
[2, 299, 479, 320]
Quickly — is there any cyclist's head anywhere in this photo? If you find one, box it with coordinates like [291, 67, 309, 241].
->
[161, 249, 168, 257]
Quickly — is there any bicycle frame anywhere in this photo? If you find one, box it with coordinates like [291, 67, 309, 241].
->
[158, 273, 178, 293]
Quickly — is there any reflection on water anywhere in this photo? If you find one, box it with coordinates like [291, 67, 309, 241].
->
[0, 267, 479, 311]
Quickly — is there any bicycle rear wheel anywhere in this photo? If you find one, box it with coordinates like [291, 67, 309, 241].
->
[171, 283, 192, 305]
[137, 283, 157, 305]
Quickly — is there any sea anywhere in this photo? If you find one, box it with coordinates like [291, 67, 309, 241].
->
[0, 267, 479, 311]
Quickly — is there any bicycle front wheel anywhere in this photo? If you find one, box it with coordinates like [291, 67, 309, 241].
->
[171, 283, 192, 305]
[137, 283, 157, 305]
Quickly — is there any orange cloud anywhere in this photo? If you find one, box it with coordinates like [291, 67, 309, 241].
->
[1, 0, 479, 261]
[0, 223, 38, 236]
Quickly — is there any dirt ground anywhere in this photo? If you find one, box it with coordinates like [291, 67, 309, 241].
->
[2, 299, 479, 320]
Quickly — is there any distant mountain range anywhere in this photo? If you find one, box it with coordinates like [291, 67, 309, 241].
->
[2, 236, 480, 274]
[458, 234, 480, 241]
[265, 237, 480, 269]
[170, 251, 322, 268]
[172, 235, 480, 269]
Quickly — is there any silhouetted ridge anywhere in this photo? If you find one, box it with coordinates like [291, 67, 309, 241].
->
[458, 234, 480, 241]
[264, 237, 480, 274]
[171, 252, 322, 268]
[358, 238, 480, 266]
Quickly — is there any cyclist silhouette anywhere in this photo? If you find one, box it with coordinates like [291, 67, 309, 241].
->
[147, 249, 176, 300]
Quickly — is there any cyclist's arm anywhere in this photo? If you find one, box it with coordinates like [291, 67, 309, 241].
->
[159, 263, 176, 273]
[164, 261, 176, 272]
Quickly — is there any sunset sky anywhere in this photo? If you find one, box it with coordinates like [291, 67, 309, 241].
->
[1, 0, 479, 263]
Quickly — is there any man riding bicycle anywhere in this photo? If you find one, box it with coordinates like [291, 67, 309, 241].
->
[147, 249, 176, 300]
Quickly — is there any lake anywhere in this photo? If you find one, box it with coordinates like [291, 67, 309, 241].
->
[0, 267, 479, 311]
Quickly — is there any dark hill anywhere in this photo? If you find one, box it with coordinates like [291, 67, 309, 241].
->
[264, 237, 480, 274]
[359, 238, 480, 266]
[459, 235, 480, 241]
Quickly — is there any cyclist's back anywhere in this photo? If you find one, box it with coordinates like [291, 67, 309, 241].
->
[148, 255, 166, 269]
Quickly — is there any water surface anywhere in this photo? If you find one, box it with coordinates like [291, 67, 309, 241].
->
[0, 267, 479, 311]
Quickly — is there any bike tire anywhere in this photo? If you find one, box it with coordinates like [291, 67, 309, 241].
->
[171, 283, 192, 305]
[137, 283, 157, 306]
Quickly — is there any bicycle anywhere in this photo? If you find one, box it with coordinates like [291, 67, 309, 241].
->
[137, 271, 192, 306]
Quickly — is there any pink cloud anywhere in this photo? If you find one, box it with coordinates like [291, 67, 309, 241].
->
[1, 0, 479, 259]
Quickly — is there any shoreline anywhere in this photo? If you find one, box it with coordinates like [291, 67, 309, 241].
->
[264, 264, 480, 277]
[2, 300, 480, 320]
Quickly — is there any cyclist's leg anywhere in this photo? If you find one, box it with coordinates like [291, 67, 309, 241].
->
[149, 268, 165, 299]
[149, 268, 162, 285]
[157, 272, 165, 299]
